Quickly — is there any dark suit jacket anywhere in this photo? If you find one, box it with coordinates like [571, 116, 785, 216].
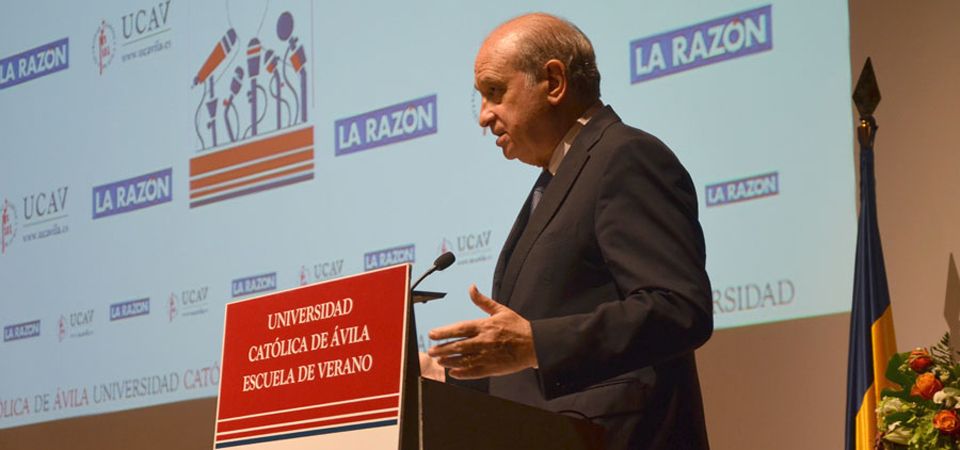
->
[489, 106, 713, 450]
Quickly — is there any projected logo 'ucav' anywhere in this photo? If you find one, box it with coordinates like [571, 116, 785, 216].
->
[1, 199, 17, 254]
[1, 186, 71, 255]
[189, 5, 313, 209]
[437, 230, 494, 266]
[91, 1, 174, 75]
[299, 259, 346, 286]
[58, 310, 95, 343]
[169, 286, 210, 322]
[92, 20, 116, 75]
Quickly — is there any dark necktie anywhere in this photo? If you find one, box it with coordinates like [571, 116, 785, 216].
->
[530, 170, 553, 215]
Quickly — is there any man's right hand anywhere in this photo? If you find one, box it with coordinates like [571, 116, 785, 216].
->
[419, 351, 445, 382]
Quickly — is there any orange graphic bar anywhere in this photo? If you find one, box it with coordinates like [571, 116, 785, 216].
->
[190, 163, 313, 200]
[191, 126, 313, 177]
[190, 148, 313, 190]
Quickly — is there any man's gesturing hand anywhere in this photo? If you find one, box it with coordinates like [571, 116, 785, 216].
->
[427, 285, 538, 379]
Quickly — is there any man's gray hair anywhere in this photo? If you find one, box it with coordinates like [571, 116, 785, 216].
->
[511, 14, 602, 101]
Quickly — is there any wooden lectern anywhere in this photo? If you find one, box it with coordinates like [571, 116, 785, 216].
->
[401, 291, 604, 450]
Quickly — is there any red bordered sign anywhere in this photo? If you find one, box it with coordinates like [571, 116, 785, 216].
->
[214, 264, 410, 448]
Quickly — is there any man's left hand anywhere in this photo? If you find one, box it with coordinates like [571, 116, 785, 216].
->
[428, 285, 538, 379]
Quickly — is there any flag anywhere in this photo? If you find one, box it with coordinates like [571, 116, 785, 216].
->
[844, 116, 898, 450]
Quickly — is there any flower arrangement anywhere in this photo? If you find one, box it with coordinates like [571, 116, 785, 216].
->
[878, 333, 960, 450]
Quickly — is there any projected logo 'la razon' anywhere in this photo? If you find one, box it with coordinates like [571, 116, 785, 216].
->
[189, 5, 313, 208]
[334, 94, 438, 156]
[110, 298, 151, 321]
[364, 244, 415, 271]
[705, 171, 779, 207]
[630, 5, 772, 84]
[3, 320, 41, 342]
[92, 169, 172, 219]
[232, 273, 277, 298]
[0, 38, 69, 91]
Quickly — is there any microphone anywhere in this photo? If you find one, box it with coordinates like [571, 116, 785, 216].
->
[193, 29, 238, 87]
[264, 50, 278, 74]
[224, 67, 245, 142]
[435, 251, 456, 271]
[227, 67, 244, 98]
[410, 252, 455, 291]
[246, 38, 261, 78]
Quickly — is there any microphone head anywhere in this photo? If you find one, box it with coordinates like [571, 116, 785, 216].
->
[434, 252, 456, 271]
[247, 38, 262, 77]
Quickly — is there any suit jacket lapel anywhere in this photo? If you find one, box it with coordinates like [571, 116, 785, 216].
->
[495, 106, 622, 307]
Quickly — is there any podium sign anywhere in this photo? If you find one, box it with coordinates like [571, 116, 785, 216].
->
[214, 265, 411, 449]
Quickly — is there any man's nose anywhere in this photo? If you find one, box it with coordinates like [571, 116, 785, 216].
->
[478, 100, 494, 128]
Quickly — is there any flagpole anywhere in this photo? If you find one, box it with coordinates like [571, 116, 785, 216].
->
[845, 57, 898, 450]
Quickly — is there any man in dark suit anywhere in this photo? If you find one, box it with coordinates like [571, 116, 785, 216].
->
[424, 13, 713, 450]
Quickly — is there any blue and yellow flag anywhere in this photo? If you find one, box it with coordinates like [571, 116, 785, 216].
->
[844, 119, 897, 450]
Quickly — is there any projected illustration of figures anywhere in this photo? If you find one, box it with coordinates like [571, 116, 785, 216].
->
[187, 2, 314, 208]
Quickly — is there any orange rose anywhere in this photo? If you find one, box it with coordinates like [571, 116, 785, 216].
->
[934, 410, 960, 435]
[911, 373, 943, 400]
[909, 348, 934, 373]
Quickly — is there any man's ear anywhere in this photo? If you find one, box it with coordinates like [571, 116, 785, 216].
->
[543, 59, 567, 105]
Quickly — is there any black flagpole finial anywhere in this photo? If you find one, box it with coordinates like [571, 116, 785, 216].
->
[853, 58, 881, 148]
[853, 58, 881, 117]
